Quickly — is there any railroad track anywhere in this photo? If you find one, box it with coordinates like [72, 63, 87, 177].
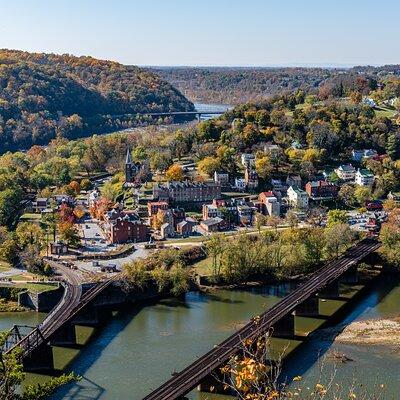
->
[143, 238, 380, 400]
[5, 261, 119, 358]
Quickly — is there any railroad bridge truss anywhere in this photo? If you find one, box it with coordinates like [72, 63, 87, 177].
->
[0, 238, 381, 398]
[144, 237, 381, 400]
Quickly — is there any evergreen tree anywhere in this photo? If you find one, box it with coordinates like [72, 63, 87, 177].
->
[386, 133, 400, 160]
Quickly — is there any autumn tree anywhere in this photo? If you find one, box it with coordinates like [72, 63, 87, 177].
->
[69, 180, 81, 195]
[324, 223, 354, 258]
[338, 184, 356, 207]
[165, 164, 184, 181]
[58, 221, 80, 247]
[327, 209, 348, 227]
[255, 156, 273, 179]
[197, 157, 221, 177]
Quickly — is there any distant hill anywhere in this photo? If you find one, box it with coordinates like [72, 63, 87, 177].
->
[149, 66, 397, 105]
[0, 50, 194, 152]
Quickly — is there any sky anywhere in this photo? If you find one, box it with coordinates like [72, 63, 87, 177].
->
[0, 0, 399, 67]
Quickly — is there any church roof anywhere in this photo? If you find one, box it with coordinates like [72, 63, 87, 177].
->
[126, 147, 133, 165]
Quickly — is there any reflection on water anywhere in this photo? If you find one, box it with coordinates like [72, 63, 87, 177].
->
[0, 311, 46, 331]
[48, 284, 293, 400]
[1, 276, 399, 400]
[282, 275, 400, 400]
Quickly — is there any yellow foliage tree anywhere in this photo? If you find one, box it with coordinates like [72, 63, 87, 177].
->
[165, 164, 184, 181]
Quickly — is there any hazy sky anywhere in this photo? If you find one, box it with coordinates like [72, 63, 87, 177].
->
[0, 0, 399, 67]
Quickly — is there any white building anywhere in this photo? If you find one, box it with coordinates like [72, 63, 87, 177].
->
[88, 189, 100, 208]
[287, 186, 309, 209]
[241, 153, 256, 168]
[355, 169, 375, 186]
[259, 192, 281, 217]
[362, 97, 377, 107]
[263, 143, 281, 157]
[334, 164, 356, 181]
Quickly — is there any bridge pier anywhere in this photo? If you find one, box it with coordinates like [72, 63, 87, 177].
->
[271, 313, 295, 338]
[50, 322, 77, 347]
[198, 367, 233, 395]
[72, 305, 113, 327]
[318, 280, 340, 299]
[23, 344, 54, 372]
[294, 296, 319, 317]
[340, 265, 358, 284]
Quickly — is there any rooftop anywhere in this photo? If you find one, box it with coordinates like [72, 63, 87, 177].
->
[201, 217, 224, 227]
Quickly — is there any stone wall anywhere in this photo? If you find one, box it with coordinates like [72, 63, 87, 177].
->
[18, 284, 64, 312]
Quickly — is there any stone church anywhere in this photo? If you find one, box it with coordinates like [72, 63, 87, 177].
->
[125, 148, 143, 185]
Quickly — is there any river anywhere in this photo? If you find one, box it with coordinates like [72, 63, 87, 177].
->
[194, 103, 232, 119]
[0, 276, 397, 399]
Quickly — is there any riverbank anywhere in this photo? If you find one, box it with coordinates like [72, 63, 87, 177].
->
[0, 298, 27, 312]
[334, 317, 400, 347]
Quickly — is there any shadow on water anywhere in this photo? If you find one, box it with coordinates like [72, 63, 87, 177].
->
[49, 302, 149, 400]
[280, 274, 400, 383]
[48, 283, 296, 399]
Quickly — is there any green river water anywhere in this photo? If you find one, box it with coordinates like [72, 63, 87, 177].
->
[1, 277, 399, 400]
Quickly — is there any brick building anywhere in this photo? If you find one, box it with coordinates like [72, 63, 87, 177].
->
[153, 181, 221, 203]
[259, 191, 281, 217]
[104, 210, 149, 244]
[305, 180, 338, 200]
[147, 201, 169, 217]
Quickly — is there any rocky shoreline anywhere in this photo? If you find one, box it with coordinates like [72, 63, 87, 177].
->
[335, 317, 400, 347]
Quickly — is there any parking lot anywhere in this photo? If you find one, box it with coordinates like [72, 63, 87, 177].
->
[78, 219, 111, 252]
[347, 210, 387, 231]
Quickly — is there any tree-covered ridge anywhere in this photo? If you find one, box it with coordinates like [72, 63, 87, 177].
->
[150, 66, 399, 105]
[0, 49, 194, 153]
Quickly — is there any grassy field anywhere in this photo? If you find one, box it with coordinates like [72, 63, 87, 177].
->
[0, 261, 12, 272]
[192, 256, 212, 275]
[375, 106, 397, 119]
[18, 283, 58, 293]
[20, 213, 42, 222]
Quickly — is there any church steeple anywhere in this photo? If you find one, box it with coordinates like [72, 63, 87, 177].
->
[126, 147, 133, 165]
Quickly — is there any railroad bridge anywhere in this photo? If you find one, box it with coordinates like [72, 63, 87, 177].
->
[1, 261, 125, 371]
[0, 238, 381, 393]
[108, 110, 224, 122]
[143, 238, 381, 400]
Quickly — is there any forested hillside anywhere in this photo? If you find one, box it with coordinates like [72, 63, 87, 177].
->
[0, 50, 194, 153]
[150, 66, 399, 105]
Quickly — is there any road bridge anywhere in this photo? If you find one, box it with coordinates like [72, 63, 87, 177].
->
[143, 238, 380, 400]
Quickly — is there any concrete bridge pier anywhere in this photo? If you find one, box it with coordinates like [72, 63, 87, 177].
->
[271, 313, 295, 338]
[318, 280, 340, 299]
[50, 322, 77, 347]
[23, 344, 54, 372]
[294, 296, 320, 317]
[198, 366, 234, 395]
